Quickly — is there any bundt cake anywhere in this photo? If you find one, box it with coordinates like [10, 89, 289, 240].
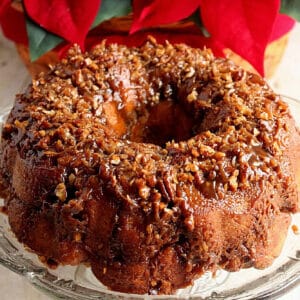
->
[0, 38, 300, 294]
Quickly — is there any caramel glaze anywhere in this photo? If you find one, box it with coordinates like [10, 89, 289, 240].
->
[1, 38, 300, 294]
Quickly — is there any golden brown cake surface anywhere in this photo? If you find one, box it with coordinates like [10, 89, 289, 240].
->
[0, 38, 300, 294]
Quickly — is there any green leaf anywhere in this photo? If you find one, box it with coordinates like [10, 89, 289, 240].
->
[26, 18, 63, 62]
[189, 9, 210, 38]
[281, 0, 300, 21]
[92, 0, 132, 28]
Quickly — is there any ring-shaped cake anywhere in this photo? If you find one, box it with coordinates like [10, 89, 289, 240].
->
[0, 38, 300, 294]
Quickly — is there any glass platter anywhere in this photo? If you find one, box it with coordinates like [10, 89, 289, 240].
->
[0, 95, 300, 300]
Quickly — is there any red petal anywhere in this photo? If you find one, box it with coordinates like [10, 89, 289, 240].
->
[23, 0, 101, 47]
[0, 4, 28, 45]
[0, 0, 10, 18]
[131, 0, 200, 34]
[269, 14, 295, 42]
[200, 0, 280, 75]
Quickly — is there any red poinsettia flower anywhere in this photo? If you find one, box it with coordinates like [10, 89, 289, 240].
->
[200, 0, 280, 75]
[130, 0, 294, 75]
[0, 0, 28, 44]
[270, 13, 295, 42]
[23, 0, 101, 47]
[130, 0, 200, 34]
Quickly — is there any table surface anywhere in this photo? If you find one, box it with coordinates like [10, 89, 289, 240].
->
[1, 25, 300, 299]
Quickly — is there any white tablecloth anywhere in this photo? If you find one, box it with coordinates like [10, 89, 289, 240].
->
[1, 24, 300, 299]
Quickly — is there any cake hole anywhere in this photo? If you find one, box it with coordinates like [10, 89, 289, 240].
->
[102, 96, 209, 147]
[129, 101, 195, 147]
